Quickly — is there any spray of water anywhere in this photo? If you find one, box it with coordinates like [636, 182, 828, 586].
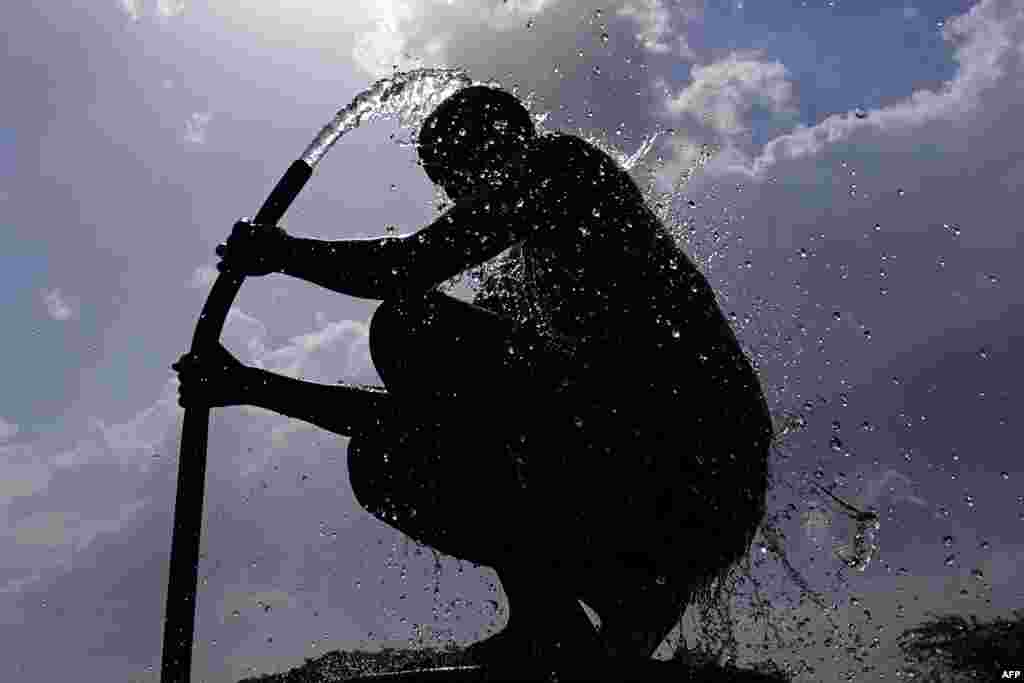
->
[301, 68, 501, 168]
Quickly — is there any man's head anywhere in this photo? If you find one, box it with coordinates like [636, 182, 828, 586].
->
[417, 86, 536, 199]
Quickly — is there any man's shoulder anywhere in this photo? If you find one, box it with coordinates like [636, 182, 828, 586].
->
[531, 132, 605, 166]
[527, 133, 624, 196]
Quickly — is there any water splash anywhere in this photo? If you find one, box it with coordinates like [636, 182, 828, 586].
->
[811, 482, 881, 572]
[578, 127, 668, 172]
[301, 68, 501, 168]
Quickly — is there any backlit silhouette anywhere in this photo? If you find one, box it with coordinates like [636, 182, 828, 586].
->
[173, 86, 773, 668]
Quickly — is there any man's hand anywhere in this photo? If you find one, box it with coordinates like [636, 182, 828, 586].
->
[215, 219, 291, 277]
[172, 341, 256, 408]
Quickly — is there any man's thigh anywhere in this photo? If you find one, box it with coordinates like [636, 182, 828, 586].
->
[369, 290, 575, 402]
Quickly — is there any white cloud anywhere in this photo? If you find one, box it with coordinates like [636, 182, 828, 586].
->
[118, 0, 141, 22]
[184, 111, 213, 145]
[214, 0, 702, 81]
[0, 417, 18, 442]
[118, 0, 185, 21]
[157, 0, 185, 18]
[617, 0, 699, 59]
[242, 310, 374, 384]
[41, 288, 78, 321]
[347, 0, 559, 77]
[706, 0, 1024, 179]
[664, 52, 796, 137]
[10, 500, 149, 553]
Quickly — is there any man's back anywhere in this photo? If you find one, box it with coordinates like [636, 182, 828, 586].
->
[472, 132, 736, 364]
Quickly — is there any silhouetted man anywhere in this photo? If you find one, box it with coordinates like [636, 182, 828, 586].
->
[174, 86, 772, 668]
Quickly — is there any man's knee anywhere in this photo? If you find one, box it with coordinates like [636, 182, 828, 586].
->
[369, 291, 442, 386]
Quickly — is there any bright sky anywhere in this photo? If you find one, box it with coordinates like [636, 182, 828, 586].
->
[2, 1, 1022, 681]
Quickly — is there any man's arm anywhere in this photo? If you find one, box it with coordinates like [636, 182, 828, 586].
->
[280, 233, 410, 300]
[279, 172, 588, 300]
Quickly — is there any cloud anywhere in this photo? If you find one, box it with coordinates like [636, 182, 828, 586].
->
[347, 0, 559, 77]
[617, 0, 699, 59]
[41, 288, 78, 321]
[0, 376, 182, 592]
[118, 0, 185, 21]
[698, 0, 1024, 179]
[157, 0, 185, 18]
[118, 0, 141, 22]
[184, 111, 213, 145]
[0, 417, 18, 442]
[219, 305, 374, 384]
[664, 52, 797, 138]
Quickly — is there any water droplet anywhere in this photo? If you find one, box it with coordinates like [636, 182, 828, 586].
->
[232, 609, 240, 618]
[980, 540, 991, 550]
[944, 554, 956, 567]
[964, 493, 975, 508]
[873, 223, 882, 232]
[1001, 472, 1010, 480]
[799, 248, 808, 259]
[830, 436, 843, 452]
[600, 32, 609, 44]
[525, 19, 534, 30]
[854, 108, 868, 119]
[897, 188, 905, 197]
[592, 65, 601, 76]
[942, 535, 955, 548]
[987, 273, 999, 285]
[574, 416, 584, 429]
[832, 311, 842, 321]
